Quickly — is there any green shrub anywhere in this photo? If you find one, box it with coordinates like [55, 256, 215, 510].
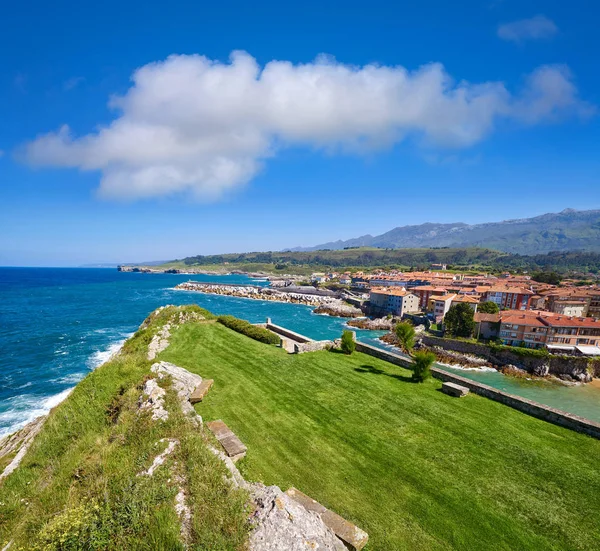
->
[489, 342, 549, 359]
[341, 330, 356, 355]
[412, 351, 436, 382]
[217, 315, 281, 345]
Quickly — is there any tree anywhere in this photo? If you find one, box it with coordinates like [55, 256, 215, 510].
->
[531, 271, 562, 285]
[412, 351, 436, 382]
[340, 330, 356, 355]
[395, 322, 415, 353]
[478, 301, 500, 314]
[444, 303, 476, 338]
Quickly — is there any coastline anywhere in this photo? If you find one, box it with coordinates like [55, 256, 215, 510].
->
[0, 335, 129, 441]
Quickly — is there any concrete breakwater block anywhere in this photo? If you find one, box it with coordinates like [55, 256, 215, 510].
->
[285, 487, 369, 550]
[206, 420, 247, 461]
[442, 381, 470, 397]
[189, 379, 214, 404]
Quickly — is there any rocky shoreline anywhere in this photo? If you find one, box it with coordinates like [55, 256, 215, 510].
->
[347, 317, 395, 330]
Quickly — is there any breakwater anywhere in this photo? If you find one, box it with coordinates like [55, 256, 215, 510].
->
[175, 281, 344, 308]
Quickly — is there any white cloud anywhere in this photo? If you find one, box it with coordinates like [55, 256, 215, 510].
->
[497, 15, 558, 43]
[23, 51, 591, 200]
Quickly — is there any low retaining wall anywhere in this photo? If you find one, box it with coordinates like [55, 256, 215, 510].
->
[430, 369, 600, 439]
[354, 337, 600, 440]
[265, 319, 313, 343]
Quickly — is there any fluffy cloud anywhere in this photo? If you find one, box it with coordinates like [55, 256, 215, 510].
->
[497, 15, 558, 43]
[24, 51, 591, 200]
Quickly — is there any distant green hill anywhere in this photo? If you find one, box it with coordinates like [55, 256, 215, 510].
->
[290, 209, 600, 255]
[170, 247, 600, 274]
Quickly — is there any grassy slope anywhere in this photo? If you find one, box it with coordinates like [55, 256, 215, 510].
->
[0, 306, 249, 551]
[162, 322, 600, 551]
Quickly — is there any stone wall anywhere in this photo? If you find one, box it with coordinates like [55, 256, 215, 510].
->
[354, 337, 600, 440]
[431, 369, 600, 440]
[354, 342, 413, 369]
[421, 335, 593, 380]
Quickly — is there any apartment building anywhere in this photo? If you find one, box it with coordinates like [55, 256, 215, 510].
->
[368, 287, 420, 317]
[480, 286, 534, 310]
[498, 311, 600, 350]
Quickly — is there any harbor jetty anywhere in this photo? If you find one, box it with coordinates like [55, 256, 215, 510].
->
[175, 281, 342, 307]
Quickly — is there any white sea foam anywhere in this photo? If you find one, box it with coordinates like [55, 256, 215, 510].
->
[1, 335, 133, 439]
[86, 334, 132, 369]
[436, 361, 497, 373]
[0, 388, 74, 439]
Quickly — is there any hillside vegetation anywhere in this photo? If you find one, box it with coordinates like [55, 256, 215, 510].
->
[3, 307, 600, 550]
[167, 247, 600, 274]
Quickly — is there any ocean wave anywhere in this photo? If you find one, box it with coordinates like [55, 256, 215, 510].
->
[0, 387, 74, 439]
[86, 334, 132, 369]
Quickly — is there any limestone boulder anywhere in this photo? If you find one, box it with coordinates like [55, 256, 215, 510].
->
[249, 485, 346, 551]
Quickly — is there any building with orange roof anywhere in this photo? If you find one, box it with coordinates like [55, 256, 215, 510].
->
[368, 287, 420, 317]
[498, 310, 600, 349]
[451, 294, 479, 312]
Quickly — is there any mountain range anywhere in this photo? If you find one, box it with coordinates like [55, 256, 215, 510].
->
[289, 209, 600, 255]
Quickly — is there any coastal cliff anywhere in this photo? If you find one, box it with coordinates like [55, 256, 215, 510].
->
[0, 306, 351, 551]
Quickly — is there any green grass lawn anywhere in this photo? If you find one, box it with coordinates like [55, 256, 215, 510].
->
[162, 322, 600, 551]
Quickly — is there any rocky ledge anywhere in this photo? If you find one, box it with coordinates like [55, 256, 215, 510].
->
[347, 317, 395, 330]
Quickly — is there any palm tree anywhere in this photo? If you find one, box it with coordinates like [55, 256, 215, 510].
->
[395, 322, 415, 353]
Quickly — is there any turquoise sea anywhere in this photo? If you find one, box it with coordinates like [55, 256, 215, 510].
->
[1, 267, 599, 438]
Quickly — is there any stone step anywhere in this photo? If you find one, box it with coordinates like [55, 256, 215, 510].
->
[285, 487, 369, 550]
[189, 379, 214, 404]
[441, 381, 470, 397]
[206, 420, 247, 461]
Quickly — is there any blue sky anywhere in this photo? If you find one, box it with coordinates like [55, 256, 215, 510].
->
[1, 0, 599, 266]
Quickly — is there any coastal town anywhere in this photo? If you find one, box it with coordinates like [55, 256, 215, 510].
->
[173, 265, 600, 357]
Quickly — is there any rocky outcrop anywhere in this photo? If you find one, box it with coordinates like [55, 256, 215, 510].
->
[0, 415, 46, 481]
[151, 362, 203, 418]
[148, 323, 171, 360]
[348, 317, 394, 330]
[139, 378, 169, 421]
[313, 303, 362, 318]
[250, 485, 347, 551]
